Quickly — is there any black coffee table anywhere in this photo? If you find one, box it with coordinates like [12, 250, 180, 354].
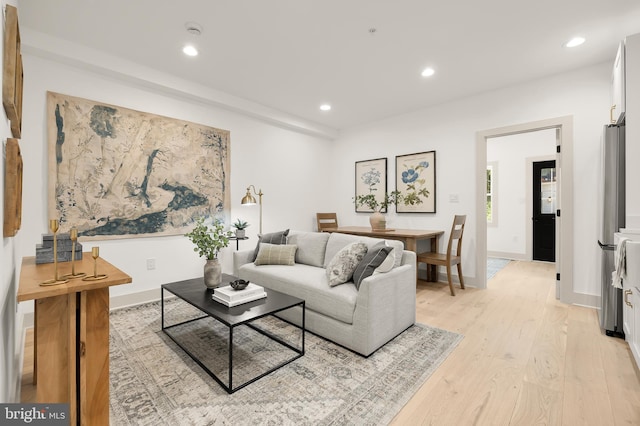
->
[161, 273, 305, 393]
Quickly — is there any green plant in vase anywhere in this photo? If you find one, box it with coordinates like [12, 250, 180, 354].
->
[185, 217, 233, 288]
[354, 191, 404, 231]
[354, 191, 423, 230]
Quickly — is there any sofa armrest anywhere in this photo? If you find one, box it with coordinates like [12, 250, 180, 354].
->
[400, 250, 416, 267]
[233, 250, 254, 276]
[352, 251, 417, 355]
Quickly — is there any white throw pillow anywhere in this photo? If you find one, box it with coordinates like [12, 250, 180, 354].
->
[374, 243, 396, 274]
[326, 242, 368, 286]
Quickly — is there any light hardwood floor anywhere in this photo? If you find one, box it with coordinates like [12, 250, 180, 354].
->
[392, 260, 640, 425]
[20, 261, 640, 425]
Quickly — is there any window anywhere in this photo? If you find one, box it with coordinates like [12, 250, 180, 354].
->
[486, 165, 493, 222]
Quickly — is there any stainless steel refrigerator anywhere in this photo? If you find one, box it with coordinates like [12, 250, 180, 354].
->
[597, 123, 625, 337]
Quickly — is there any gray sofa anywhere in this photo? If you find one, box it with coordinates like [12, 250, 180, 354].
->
[233, 230, 416, 356]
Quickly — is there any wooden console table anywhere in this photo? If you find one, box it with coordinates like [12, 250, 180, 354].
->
[325, 226, 444, 281]
[17, 254, 132, 426]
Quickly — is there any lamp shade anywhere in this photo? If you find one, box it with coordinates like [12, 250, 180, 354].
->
[241, 191, 257, 205]
[241, 185, 263, 234]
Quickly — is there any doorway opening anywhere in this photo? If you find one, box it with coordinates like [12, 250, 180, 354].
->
[533, 160, 557, 262]
[486, 129, 556, 265]
[476, 116, 574, 304]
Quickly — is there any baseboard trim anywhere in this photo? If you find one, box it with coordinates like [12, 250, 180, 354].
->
[487, 251, 528, 261]
[110, 288, 161, 310]
[570, 291, 599, 309]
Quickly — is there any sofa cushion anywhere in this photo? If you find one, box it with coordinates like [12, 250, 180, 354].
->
[251, 229, 290, 261]
[374, 246, 395, 273]
[386, 240, 404, 268]
[324, 233, 404, 269]
[254, 243, 297, 266]
[326, 242, 368, 286]
[237, 263, 358, 324]
[287, 231, 330, 267]
[352, 242, 393, 289]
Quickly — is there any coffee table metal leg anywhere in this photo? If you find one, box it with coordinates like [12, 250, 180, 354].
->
[161, 288, 165, 330]
[228, 326, 233, 392]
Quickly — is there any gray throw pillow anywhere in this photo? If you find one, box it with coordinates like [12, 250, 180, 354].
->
[254, 243, 297, 266]
[352, 241, 393, 289]
[326, 242, 368, 287]
[251, 229, 290, 261]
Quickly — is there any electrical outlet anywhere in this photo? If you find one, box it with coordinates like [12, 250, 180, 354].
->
[146, 258, 156, 270]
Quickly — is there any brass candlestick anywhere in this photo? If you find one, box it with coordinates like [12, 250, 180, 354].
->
[82, 246, 108, 281]
[62, 227, 86, 279]
[40, 219, 69, 286]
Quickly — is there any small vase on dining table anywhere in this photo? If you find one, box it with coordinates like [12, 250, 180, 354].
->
[369, 211, 386, 231]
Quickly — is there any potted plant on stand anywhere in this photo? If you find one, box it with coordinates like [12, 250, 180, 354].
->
[232, 219, 250, 238]
[185, 217, 233, 289]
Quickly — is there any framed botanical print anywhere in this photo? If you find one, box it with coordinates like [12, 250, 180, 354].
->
[355, 158, 387, 212]
[396, 151, 436, 213]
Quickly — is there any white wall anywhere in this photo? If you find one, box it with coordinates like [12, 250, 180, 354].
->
[487, 129, 556, 259]
[333, 62, 611, 299]
[1, 0, 21, 404]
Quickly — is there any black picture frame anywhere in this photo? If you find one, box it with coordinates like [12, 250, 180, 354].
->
[355, 158, 387, 212]
[396, 151, 436, 213]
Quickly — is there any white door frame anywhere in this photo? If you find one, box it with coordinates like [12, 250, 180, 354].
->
[476, 116, 574, 304]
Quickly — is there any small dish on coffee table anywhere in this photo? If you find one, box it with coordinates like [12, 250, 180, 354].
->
[230, 279, 250, 290]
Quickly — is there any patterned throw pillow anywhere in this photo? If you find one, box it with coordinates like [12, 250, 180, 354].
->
[254, 243, 297, 266]
[326, 242, 368, 287]
[352, 241, 393, 289]
[251, 229, 290, 261]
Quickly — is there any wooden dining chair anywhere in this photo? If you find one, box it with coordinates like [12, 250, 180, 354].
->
[316, 213, 338, 232]
[417, 215, 466, 296]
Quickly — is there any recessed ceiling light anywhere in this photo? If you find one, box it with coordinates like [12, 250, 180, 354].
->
[421, 67, 435, 77]
[183, 45, 198, 56]
[564, 36, 586, 48]
[320, 104, 331, 111]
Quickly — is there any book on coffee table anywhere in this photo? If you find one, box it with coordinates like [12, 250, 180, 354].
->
[212, 283, 267, 307]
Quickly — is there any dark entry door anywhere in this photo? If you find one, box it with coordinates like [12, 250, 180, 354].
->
[533, 160, 556, 262]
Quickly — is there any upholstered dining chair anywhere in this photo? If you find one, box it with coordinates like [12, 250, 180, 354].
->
[417, 215, 466, 296]
[316, 213, 338, 232]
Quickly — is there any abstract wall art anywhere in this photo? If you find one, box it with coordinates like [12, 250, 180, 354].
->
[3, 138, 22, 237]
[47, 92, 231, 239]
[3, 5, 23, 138]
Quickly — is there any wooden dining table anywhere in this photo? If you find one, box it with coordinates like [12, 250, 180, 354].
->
[324, 226, 444, 281]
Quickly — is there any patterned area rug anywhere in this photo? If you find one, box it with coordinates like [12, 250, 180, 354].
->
[109, 298, 462, 425]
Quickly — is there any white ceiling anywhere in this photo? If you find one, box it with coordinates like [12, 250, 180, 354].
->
[17, 0, 640, 131]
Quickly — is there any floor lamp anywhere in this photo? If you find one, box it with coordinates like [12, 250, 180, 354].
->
[241, 185, 263, 234]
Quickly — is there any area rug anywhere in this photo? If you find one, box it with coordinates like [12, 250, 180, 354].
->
[109, 298, 462, 425]
[487, 257, 511, 280]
